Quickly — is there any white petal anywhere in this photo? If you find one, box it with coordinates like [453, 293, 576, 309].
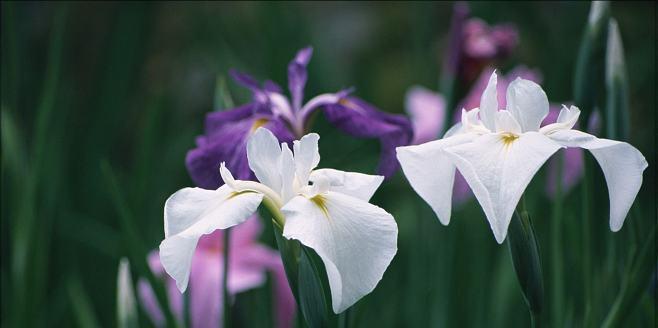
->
[160, 187, 263, 291]
[495, 110, 522, 134]
[293, 133, 320, 185]
[281, 192, 397, 313]
[279, 143, 296, 203]
[247, 128, 283, 191]
[548, 129, 647, 231]
[506, 78, 549, 132]
[309, 168, 384, 201]
[539, 105, 581, 135]
[445, 132, 562, 243]
[396, 133, 476, 225]
[479, 71, 498, 131]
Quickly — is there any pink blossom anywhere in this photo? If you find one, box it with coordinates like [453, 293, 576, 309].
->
[138, 215, 295, 328]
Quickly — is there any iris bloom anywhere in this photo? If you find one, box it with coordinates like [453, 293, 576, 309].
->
[161, 127, 398, 313]
[397, 71, 647, 243]
[406, 67, 602, 205]
[139, 215, 295, 328]
[186, 47, 412, 189]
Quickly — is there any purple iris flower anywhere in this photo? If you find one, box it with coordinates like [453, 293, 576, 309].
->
[186, 47, 413, 188]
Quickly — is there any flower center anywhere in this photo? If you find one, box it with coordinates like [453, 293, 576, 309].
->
[500, 132, 519, 146]
[310, 194, 330, 219]
[250, 118, 269, 133]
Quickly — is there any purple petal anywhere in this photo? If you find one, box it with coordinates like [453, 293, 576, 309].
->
[137, 253, 184, 327]
[186, 105, 294, 189]
[190, 252, 223, 328]
[270, 259, 296, 328]
[323, 96, 413, 178]
[229, 69, 261, 91]
[137, 280, 165, 327]
[288, 47, 314, 112]
[404, 86, 445, 144]
[264, 80, 284, 94]
[462, 19, 518, 60]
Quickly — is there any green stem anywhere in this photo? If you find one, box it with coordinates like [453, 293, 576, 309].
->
[581, 159, 592, 326]
[551, 154, 565, 326]
[508, 197, 544, 327]
[222, 228, 231, 328]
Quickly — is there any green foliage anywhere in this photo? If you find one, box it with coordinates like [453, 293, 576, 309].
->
[1, 2, 655, 327]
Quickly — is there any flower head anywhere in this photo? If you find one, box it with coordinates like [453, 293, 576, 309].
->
[397, 71, 647, 243]
[186, 48, 412, 188]
[139, 215, 295, 328]
[162, 128, 398, 314]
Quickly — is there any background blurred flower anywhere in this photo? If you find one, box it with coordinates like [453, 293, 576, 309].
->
[138, 215, 295, 328]
[448, 2, 519, 83]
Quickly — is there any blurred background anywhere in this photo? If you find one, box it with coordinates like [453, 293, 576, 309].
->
[1, 1, 655, 327]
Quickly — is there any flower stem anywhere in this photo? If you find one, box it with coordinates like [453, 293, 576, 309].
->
[550, 154, 565, 326]
[581, 158, 592, 326]
[508, 197, 544, 327]
[222, 227, 231, 328]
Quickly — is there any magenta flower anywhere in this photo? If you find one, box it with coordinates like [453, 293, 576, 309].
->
[186, 47, 412, 188]
[138, 215, 295, 328]
[444, 3, 519, 84]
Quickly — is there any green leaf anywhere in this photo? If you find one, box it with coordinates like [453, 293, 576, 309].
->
[272, 221, 300, 299]
[298, 245, 333, 328]
[573, 1, 610, 124]
[272, 221, 336, 327]
[507, 210, 544, 327]
[604, 18, 630, 140]
[117, 258, 139, 328]
[68, 277, 100, 328]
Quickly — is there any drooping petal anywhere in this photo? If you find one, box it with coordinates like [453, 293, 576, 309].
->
[444, 132, 562, 243]
[309, 168, 384, 201]
[396, 133, 476, 225]
[293, 133, 320, 185]
[288, 47, 313, 112]
[404, 86, 445, 144]
[547, 129, 647, 231]
[186, 105, 294, 189]
[247, 127, 285, 191]
[281, 192, 398, 313]
[505, 78, 549, 132]
[160, 186, 263, 291]
[479, 71, 498, 130]
[323, 96, 413, 178]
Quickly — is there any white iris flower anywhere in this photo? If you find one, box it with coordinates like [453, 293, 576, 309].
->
[160, 127, 398, 313]
[397, 71, 647, 243]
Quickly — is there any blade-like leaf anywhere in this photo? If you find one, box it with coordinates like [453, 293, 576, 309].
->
[117, 258, 139, 328]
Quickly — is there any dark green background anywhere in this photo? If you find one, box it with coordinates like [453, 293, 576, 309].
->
[1, 2, 655, 327]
